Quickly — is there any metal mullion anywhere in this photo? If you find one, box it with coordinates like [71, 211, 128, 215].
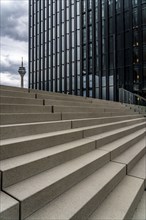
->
[129, 0, 134, 92]
[105, 0, 109, 100]
[50, 0, 53, 91]
[138, 0, 143, 93]
[39, 0, 41, 90]
[69, 0, 72, 94]
[46, 0, 49, 91]
[74, 0, 77, 95]
[35, 0, 37, 89]
[43, 0, 45, 90]
[92, 0, 96, 98]
[113, 0, 117, 101]
[80, 0, 83, 96]
[120, 0, 125, 89]
[59, 0, 62, 92]
[85, 0, 89, 97]
[55, 0, 57, 92]
[98, 0, 102, 99]
[64, 0, 67, 93]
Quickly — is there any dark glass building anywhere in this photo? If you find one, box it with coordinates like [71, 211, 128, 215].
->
[29, 0, 146, 101]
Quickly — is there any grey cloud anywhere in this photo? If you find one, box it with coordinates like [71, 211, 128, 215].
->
[0, 1, 28, 42]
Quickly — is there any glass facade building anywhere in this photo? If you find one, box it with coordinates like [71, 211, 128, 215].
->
[29, 0, 146, 101]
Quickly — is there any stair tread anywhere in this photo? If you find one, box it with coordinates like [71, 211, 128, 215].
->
[0, 115, 139, 127]
[113, 138, 146, 164]
[0, 129, 144, 173]
[89, 176, 144, 220]
[4, 149, 109, 200]
[132, 191, 146, 219]
[25, 162, 125, 220]
[128, 154, 146, 180]
[1, 120, 144, 145]
[98, 129, 145, 152]
[0, 120, 71, 128]
[0, 191, 19, 213]
[0, 139, 95, 171]
[0, 128, 79, 145]
[87, 123, 145, 143]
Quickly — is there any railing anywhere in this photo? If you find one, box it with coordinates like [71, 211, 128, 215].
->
[119, 88, 146, 114]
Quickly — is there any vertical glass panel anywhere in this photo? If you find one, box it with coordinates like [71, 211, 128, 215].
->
[132, 0, 138, 7]
[133, 9, 138, 27]
[124, 0, 129, 9]
[143, 29, 146, 45]
[142, 7, 146, 24]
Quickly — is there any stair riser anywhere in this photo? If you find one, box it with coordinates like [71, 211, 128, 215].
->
[0, 116, 141, 140]
[45, 100, 122, 108]
[54, 106, 124, 113]
[0, 172, 1, 190]
[0, 90, 34, 98]
[15, 153, 110, 219]
[72, 116, 141, 129]
[126, 147, 146, 173]
[62, 112, 137, 120]
[110, 132, 146, 160]
[31, 89, 123, 106]
[92, 99, 122, 106]
[92, 125, 145, 150]
[0, 121, 71, 140]
[0, 202, 19, 220]
[0, 131, 83, 160]
[1, 123, 144, 161]
[124, 183, 144, 219]
[0, 105, 52, 113]
[71, 166, 126, 220]
[37, 93, 91, 103]
[0, 97, 43, 105]
[0, 113, 62, 125]
[2, 141, 96, 188]
[84, 119, 144, 137]
[0, 85, 28, 91]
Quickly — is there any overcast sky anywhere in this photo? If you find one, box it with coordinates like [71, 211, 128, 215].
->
[0, 0, 28, 88]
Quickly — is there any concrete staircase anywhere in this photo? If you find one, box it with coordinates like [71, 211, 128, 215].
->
[0, 85, 145, 220]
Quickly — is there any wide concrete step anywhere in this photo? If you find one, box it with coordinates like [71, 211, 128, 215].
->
[0, 129, 83, 160]
[0, 139, 96, 188]
[0, 89, 34, 98]
[0, 113, 62, 125]
[0, 191, 19, 220]
[33, 89, 123, 106]
[62, 111, 139, 120]
[98, 129, 145, 159]
[0, 112, 140, 126]
[0, 104, 52, 113]
[0, 121, 145, 161]
[132, 191, 146, 220]
[0, 120, 72, 140]
[82, 118, 145, 138]
[112, 138, 146, 173]
[0, 85, 28, 92]
[89, 176, 144, 220]
[71, 115, 142, 129]
[25, 162, 126, 220]
[0, 96, 43, 105]
[128, 154, 146, 189]
[3, 150, 110, 219]
[0, 115, 141, 140]
[44, 98, 123, 108]
[36, 92, 92, 103]
[53, 105, 128, 113]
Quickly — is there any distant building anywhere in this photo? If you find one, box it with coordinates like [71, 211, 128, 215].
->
[29, 0, 146, 101]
